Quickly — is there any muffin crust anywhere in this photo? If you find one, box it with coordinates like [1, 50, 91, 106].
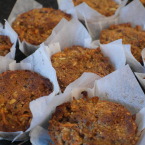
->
[48, 93, 138, 145]
[12, 8, 71, 45]
[0, 70, 53, 132]
[51, 46, 114, 91]
[100, 23, 145, 63]
[73, 0, 119, 16]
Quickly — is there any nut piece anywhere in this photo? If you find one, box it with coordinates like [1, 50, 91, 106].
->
[9, 99, 16, 104]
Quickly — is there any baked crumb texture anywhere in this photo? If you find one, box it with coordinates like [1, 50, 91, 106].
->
[73, 0, 119, 16]
[51, 46, 114, 91]
[0, 70, 53, 132]
[48, 93, 138, 145]
[100, 23, 145, 63]
[12, 8, 71, 45]
[0, 35, 12, 56]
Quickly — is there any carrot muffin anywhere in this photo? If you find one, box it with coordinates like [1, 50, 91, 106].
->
[12, 8, 71, 45]
[0, 35, 13, 56]
[0, 70, 53, 132]
[73, 0, 119, 16]
[51, 46, 114, 91]
[48, 92, 138, 145]
[100, 23, 145, 63]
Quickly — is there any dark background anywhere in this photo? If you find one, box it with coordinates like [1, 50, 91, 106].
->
[0, 0, 134, 145]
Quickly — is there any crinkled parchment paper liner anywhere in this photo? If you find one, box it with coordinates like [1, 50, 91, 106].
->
[58, 0, 145, 73]
[101, 39, 145, 73]
[57, 0, 128, 39]
[8, 0, 76, 56]
[87, 0, 145, 74]
[133, 48, 145, 90]
[0, 44, 60, 141]
[7, 0, 42, 56]
[30, 65, 145, 145]
[0, 21, 17, 59]
[46, 19, 126, 75]
[81, 0, 145, 40]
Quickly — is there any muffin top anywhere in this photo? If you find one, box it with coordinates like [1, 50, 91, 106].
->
[73, 0, 119, 16]
[12, 8, 71, 45]
[48, 92, 138, 145]
[0, 70, 53, 132]
[51, 46, 114, 91]
[100, 23, 145, 63]
[0, 35, 13, 56]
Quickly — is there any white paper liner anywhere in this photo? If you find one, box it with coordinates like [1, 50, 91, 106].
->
[57, 0, 127, 38]
[57, 0, 145, 73]
[8, 0, 76, 56]
[0, 21, 18, 59]
[131, 48, 145, 90]
[44, 18, 69, 46]
[83, 0, 145, 40]
[100, 39, 126, 70]
[83, 0, 145, 43]
[0, 44, 60, 141]
[99, 40, 145, 73]
[97, 40, 145, 74]
[47, 18, 92, 48]
[45, 19, 126, 77]
[0, 57, 15, 74]
[57, 0, 77, 17]
[7, 0, 42, 56]
[123, 44, 145, 73]
[22, 43, 60, 94]
[29, 65, 145, 145]
[119, 0, 145, 27]
[8, 0, 42, 25]
[135, 73, 145, 90]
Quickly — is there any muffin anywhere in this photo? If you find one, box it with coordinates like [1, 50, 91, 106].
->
[0, 35, 13, 56]
[12, 8, 71, 45]
[0, 70, 53, 132]
[73, 0, 119, 16]
[51, 46, 114, 91]
[100, 23, 145, 63]
[48, 92, 138, 145]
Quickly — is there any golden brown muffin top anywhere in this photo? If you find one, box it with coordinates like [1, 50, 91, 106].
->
[140, 0, 145, 6]
[12, 8, 71, 45]
[51, 46, 114, 91]
[0, 35, 13, 56]
[100, 23, 145, 63]
[0, 70, 53, 132]
[48, 92, 138, 145]
[73, 0, 119, 16]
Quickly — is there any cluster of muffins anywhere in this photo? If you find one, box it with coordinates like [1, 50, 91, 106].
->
[0, 0, 144, 144]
